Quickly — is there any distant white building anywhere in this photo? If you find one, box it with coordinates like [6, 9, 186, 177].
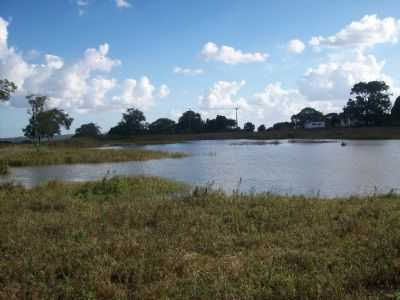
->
[304, 121, 326, 129]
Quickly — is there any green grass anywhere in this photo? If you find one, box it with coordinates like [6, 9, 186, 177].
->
[1, 176, 400, 299]
[0, 145, 187, 168]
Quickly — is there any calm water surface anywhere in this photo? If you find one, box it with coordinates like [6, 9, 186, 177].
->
[1, 139, 400, 197]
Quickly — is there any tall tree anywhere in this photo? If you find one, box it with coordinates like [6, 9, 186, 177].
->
[343, 81, 392, 126]
[204, 115, 236, 132]
[23, 95, 47, 144]
[109, 108, 146, 136]
[272, 122, 293, 130]
[74, 123, 102, 138]
[149, 118, 176, 134]
[243, 122, 255, 132]
[391, 96, 400, 125]
[23, 95, 73, 143]
[257, 124, 267, 132]
[177, 110, 204, 133]
[0, 79, 17, 102]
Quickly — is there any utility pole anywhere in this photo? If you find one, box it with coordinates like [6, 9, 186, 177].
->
[188, 108, 192, 132]
[235, 107, 239, 129]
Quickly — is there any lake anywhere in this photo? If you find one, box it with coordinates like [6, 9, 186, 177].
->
[1, 139, 400, 197]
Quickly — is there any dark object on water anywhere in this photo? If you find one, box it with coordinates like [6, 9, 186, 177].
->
[341, 141, 347, 147]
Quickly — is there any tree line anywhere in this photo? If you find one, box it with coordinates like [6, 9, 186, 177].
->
[2, 78, 400, 143]
[104, 109, 253, 137]
[0, 79, 258, 142]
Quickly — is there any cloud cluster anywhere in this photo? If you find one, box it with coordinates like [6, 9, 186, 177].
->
[310, 15, 400, 50]
[300, 15, 400, 103]
[0, 17, 168, 112]
[173, 67, 204, 76]
[201, 42, 268, 65]
[2, 12, 399, 129]
[298, 51, 392, 102]
[253, 83, 340, 126]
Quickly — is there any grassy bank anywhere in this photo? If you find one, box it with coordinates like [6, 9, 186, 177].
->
[258, 126, 400, 140]
[1, 177, 400, 299]
[0, 145, 186, 168]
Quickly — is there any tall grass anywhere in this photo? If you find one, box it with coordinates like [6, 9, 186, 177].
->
[1, 176, 400, 299]
[0, 145, 187, 167]
[0, 160, 8, 175]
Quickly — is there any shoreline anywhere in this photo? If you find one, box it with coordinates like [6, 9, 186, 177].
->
[61, 127, 400, 146]
[3, 127, 400, 147]
[2, 175, 400, 200]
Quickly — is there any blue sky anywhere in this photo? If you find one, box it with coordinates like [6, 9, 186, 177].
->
[1, 0, 400, 137]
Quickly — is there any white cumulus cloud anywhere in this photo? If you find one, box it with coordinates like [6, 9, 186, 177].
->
[298, 51, 397, 102]
[310, 15, 400, 50]
[199, 80, 250, 111]
[112, 77, 156, 110]
[45, 55, 64, 70]
[115, 0, 131, 8]
[159, 84, 170, 98]
[0, 18, 33, 89]
[288, 39, 305, 54]
[201, 42, 268, 65]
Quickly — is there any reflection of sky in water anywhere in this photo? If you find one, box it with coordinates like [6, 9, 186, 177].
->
[2, 139, 400, 198]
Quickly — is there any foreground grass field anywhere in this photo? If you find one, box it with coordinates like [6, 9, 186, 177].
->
[1, 177, 399, 299]
[0, 145, 186, 174]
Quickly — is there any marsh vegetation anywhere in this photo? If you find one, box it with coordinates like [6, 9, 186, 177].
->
[0, 159, 8, 175]
[0, 145, 186, 168]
